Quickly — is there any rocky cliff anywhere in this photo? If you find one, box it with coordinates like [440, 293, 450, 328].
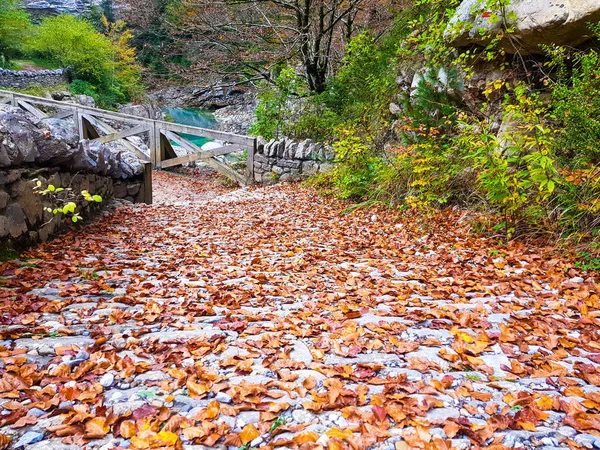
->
[447, 0, 600, 54]
[21, 0, 101, 16]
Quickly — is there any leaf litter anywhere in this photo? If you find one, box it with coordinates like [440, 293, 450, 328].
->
[0, 170, 599, 450]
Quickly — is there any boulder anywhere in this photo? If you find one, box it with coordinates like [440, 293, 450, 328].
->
[119, 104, 164, 121]
[5, 203, 27, 238]
[446, 0, 600, 54]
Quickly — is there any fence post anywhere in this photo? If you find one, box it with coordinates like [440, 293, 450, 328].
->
[246, 138, 256, 185]
[73, 107, 81, 139]
[143, 162, 153, 205]
[153, 122, 162, 169]
[9, 93, 17, 107]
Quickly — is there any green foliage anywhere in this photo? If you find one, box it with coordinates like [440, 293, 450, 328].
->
[458, 85, 560, 236]
[33, 180, 103, 224]
[0, 0, 30, 67]
[545, 35, 600, 167]
[24, 15, 142, 108]
[250, 66, 306, 140]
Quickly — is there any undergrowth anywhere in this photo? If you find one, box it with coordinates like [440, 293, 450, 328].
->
[255, 0, 600, 251]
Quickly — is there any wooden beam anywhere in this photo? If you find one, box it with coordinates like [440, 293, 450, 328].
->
[164, 130, 243, 157]
[47, 109, 75, 120]
[91, 124, 150, 144]
[17, 100, 48, 119]
[204, 157, 248, 186]
[159, 122, 255, 147]
[81, 113, 150, 162]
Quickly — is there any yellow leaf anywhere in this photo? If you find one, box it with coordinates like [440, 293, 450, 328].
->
[326, 428, 353, 440]
[156, 431, 179, 446]
[239, 424, 260, 445]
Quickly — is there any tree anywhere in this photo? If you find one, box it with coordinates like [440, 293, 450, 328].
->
[24, 15, 142, 105]
[164, 0, 395, 92]
[0, 0, 30, 66]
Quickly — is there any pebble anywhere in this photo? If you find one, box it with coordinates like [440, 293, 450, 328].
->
[557, 426, 577, 438]
[215, 392, 232, 403]
[575, 434, 599, 449]
[100, 373, 115, 387]
[76, 350, 90, 360]
[14, 431, 44, 448]
[27, 408, 46, 417]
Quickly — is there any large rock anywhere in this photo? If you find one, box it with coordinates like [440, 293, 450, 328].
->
[119, 104, 164, 121]
[0, 105, 144, 178]
[446, 0, 600, 54]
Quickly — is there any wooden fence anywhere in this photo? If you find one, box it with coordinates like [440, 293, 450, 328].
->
[0, 90, 257, 189]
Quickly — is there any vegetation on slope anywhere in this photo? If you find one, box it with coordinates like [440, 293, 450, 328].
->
[0, 0, 142, 108]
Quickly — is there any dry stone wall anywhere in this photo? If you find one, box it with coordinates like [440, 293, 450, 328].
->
[1, 168, 146, 248]
[0, 69, 68, 89]
[253, 138, 334, 184]
[0, 104, 148, 249]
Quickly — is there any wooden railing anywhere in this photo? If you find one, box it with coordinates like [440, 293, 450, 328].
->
[0, 89, 257, 187]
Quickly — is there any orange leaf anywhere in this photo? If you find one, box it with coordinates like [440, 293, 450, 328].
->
[120, 420, 136, 438]
[85, 417, 110, 439]
[239, 424, 260, 445]
[293, 431, 319, 444]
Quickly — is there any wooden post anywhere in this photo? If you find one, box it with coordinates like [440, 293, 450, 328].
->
[143, 162, 153, 205]
[246, 138, 256, 185]
[153, 124, 162, 168]
[10, 93, 17, 107]
[149, 121, 157, 168]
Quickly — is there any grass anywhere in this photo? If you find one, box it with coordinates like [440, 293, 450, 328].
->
[11, 58, 60, 71]
[0, 246, 19, 262]
[7, 83, 70, 97]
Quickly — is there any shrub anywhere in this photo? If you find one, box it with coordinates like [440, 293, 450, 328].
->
[24, 15, 142, 107]
[0, 0, 30, 66]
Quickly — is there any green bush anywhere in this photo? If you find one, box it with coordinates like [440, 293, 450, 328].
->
[24, 15, 142, 107]
[0, 0, 30, 67]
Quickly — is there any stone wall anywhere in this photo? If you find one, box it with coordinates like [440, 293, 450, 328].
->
[253, 138, 334, 184]
[1, 167, 147, 248]
[0, 103, 149, 250]
[0, 68, 68, 89]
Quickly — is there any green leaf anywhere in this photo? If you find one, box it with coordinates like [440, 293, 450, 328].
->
[92, 195, 103, 202]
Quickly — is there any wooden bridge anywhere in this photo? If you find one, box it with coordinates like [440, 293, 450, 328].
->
[0, 89, 257, 193]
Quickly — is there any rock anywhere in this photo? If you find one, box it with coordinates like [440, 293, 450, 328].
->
[27, 407, 47, 417]
[446, 0, 600, 54]
[119, 104, 163, 121]
[290, 341, 312, 366]
[14, 431, 44, 448]
[134, 370, 171, 384]
[100, 373, 115, 387]
[292, 409, 315, 424]
[24, 438, 78, 450]
[5, 203, 27, 238]
[0, 190, 8, 209]
[425, 407, 460, 422]
[236, 411, 260, 426]
[575, 434, 600, 449]
[215, 392, 232, 404]
[15, 336, 95, 355]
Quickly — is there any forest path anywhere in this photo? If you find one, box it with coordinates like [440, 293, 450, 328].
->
[0, 170, 599, 450]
